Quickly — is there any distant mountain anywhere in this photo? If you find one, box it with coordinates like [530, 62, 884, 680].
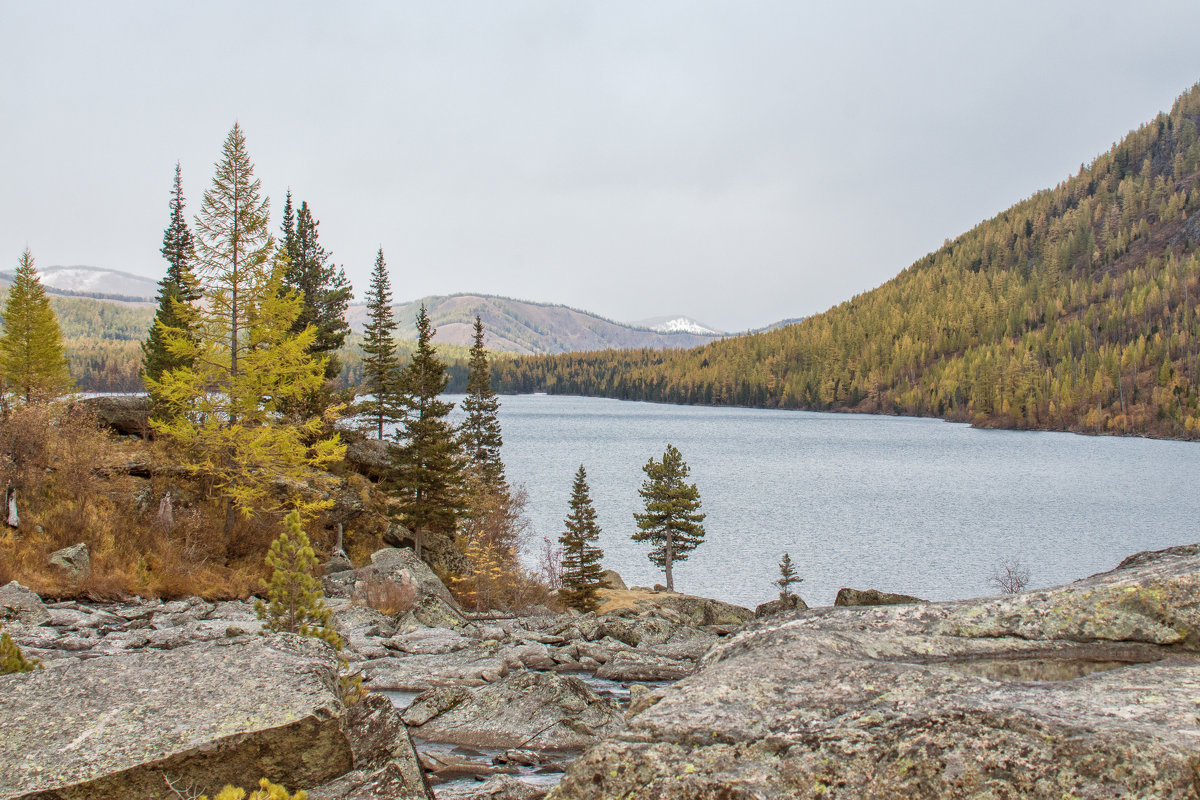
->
[0, 265, 159, 302]
[347, 294, 725, 355]
[631, 315, 723, 335]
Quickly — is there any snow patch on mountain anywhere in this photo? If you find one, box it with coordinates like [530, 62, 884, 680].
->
[633, 315, 723, 335]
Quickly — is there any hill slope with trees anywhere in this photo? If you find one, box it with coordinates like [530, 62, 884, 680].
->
[495, 82, 1200, 440]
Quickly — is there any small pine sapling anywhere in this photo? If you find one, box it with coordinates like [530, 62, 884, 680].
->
[255, 511, 364, 704]
[775, 552, 803, 600]
[0, 623, 41, 674]
[256, 510, 342, 650]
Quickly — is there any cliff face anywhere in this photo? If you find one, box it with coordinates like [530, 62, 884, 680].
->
[551, 544, 1200, 800]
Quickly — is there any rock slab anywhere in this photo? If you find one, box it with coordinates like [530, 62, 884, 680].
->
[0, 634, 355, 800]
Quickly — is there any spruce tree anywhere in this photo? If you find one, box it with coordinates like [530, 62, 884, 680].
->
[142, 163, 201, 396]
[281, 199, 351, 379]
[0, 249, 71, 403]
[632, 443, 706, 592]
[256, 509, 342, 650]
[146, 124, 343, 535]
[460, 316, 506, 494]
[390, 304, 463, 559]
[775, 552, 802, 600]
[558, 464, 605, 612]
[360, 248, 402, 439]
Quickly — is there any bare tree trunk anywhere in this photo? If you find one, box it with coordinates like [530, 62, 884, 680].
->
[664, 531, 674, 592]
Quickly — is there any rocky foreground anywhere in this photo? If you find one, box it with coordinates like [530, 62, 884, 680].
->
[2, 544, 1199, 799]
[0, 549, 750, 800]
[552, 544, 1200, 800]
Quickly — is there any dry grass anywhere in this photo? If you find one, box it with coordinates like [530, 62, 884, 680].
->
[594, 587, 676, 615]
[0, 401, 349, 600]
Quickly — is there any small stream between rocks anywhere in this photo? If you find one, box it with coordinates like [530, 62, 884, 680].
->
[384, 675, 673, 798]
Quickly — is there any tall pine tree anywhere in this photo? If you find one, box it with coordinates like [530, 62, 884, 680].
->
[142, 163, 201, 397]
[147, 124, 343, 536]
[459, 316, 505, 494]
[360, 248, 402, 439]
[0, 250, 71, 403]
[559, 464, 605, 612]
[632, 443, 706, 592]
[390, 304, 463, 559]
[280, 196, 351, 379]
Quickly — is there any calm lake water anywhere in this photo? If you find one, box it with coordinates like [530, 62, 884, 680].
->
[439, 394, 1199, 609]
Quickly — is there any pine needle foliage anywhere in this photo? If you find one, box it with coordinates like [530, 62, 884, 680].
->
[255, 510, 342, 650]
[775, 552, 803, 600]
[460, 316, 506, 495]
[558, 464, 604, 612]
[279, 194, 352, 379]
[0, 624, 41, 674]
[142, 163, 201, 401]
[390, 304, 463, 558]
[145, 124, 344, 533]
[632, 444, 706, 592]
[0, 249, 71, 403]
[360, 248, 402, 439]
[200, 777, 307, 800]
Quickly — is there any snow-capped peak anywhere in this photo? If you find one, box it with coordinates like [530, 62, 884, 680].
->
[646, 316, 721, 335]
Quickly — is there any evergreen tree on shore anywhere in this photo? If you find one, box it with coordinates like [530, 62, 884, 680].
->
[147, 124, 343, 536]
[0, 250, 71, 403]
[632, 444, 706, 592]
[559, 464, 605, 612]
[280, 197, 351, 379]
[390, 304, 463, 558]
[142, 163, 201, 399]
[460, 316, 506, 494]
[775, 552, 802, 600]
[360, 248, 402, 439]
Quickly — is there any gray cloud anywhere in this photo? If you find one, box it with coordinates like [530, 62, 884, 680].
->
[2, 1, 1199, 331]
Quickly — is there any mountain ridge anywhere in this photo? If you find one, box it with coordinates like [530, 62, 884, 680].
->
[347, 293, 727, 355]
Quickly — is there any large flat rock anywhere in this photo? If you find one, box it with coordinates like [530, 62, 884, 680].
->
[0, 634, 356, 800]
[551, 544, 1200, 799]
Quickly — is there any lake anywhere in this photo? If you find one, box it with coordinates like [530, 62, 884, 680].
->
[440, 394, 1199, 609]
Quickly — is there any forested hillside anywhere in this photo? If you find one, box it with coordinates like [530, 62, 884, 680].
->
[494, 82, 1200, 439]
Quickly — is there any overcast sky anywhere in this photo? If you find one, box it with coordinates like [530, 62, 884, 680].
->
[3, 3, 1200, 331]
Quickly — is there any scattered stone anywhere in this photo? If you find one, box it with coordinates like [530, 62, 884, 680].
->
[307, 691, 433, 800]
[78, 394, 151, 437]
[47, 542, 91, 581]
[626, 683, 667, 717]
[594, 650, 694, 682]
[834, 587, 925, 606]
[323, 553, 354, 575]
[408, 670, 626, 750]
[754, 593, 808, 617]
[0, 581, 50, 626]
[460, 775, 549, 800]
[598, 569, 627, 591]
